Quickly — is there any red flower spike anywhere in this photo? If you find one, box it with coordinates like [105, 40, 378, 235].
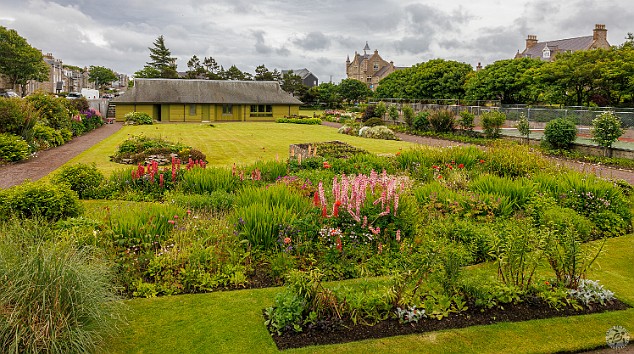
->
[313, 191, 320, 207]
[322, 206, 328, 218]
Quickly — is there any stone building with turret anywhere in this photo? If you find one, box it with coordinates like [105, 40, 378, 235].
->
[515, 24, 610, 61]
[346, 42, 398, 91]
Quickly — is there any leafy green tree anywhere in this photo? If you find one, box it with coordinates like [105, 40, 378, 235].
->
[88, 66, 117, 88]
[0, 26, 49, 96]
[136, 35, 178, 79]
[375, 59, 472, 99]
[222, 65, 251, 80]
[280, 71, 306, 97]
[337, 78, 371, 104]
[315, 82, 341, 108]
[254, 65, 280, 81]
[374, 101, 387, 120]
[202, 57, 222, 79]
[185, 55, 206, 79]
[534, 50, 604, 106]
[591, 111, 624, 156]
[464, 58, 543, 104]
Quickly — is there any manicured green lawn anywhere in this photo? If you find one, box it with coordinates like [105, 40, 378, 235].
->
[104, 235, 634, 354]
[59, 122, 413, 177]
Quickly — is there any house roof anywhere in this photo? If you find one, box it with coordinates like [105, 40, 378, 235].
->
[281, 68, 316, 80]
[520, 35, 595, 59]
[113, 79, 303, 105]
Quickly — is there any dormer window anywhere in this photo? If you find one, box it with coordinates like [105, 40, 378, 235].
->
[542, 46, 551, 59]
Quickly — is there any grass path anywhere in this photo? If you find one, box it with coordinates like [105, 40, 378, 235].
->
[60, 123, 415, 177]
[104, 235, 634, 354]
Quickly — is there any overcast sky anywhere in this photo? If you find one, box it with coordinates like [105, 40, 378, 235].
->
[1, 0, 632, 83]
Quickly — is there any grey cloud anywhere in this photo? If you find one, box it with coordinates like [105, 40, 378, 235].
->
[393, 36, 433, 55]
[292, 32, 331, 50]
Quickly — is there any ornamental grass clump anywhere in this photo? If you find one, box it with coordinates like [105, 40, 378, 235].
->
[179, 166, 240, 194]
[0, 219, 121, 353]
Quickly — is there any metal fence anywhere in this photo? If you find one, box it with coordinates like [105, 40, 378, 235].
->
[499, 105, 634, 128]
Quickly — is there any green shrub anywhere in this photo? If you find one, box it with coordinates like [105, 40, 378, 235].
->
[124, 111, 153, 125]
[363, 117, 384, 127]
[413, 111, 430, 131]
[276, 117, 321, 125]
[540, 205, 594, 242]
[246, 160, 288, 182]
[388, 105, 399, 124]
[32, 123, 65, 149]
[0, 98, 38, 139]
[52, 163, 105, 199]
[591, 111, 624, 152]
[374, 101, 387, 120]
[0, 222, 120, 353]
[427, 109, 455, 133]
[26, 92, 72, 131]
[402, 105, 414, 128]
[0, 182, 82, 221]
[480, 110, 506, 138]
[64, 96, 90, 112]
[516, 112, 530, 141]
[543, 117, 577, 150]
[0, 133, 30, 163]
[485, 141, 549, 178]
[458, 110, 475, 131]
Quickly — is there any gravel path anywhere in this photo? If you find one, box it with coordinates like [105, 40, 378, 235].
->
[0, 121, 633, 189]
[322, 121, 634, 185]
[0, 122, 122, 189]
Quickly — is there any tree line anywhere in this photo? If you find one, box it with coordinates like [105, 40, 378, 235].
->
[376, 34, 634, 107]
[134, 35, 308, 98]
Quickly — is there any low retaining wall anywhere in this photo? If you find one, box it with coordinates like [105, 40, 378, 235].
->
[504, 136, 634, 159]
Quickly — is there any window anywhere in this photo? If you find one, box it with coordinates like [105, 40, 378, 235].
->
[189, 104, 196, 116]
[222, 104, 233, 114]
[250, 104, 272, 117]
[373, 62, 379, 71]
[542, 47, 551, 59]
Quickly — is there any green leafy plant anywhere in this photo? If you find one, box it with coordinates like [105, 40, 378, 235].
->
[0, 133, 30, 163]
[0, 182, 82, 221]
[480, 110, 506, 138]
[591, 111, 624, 156]
[413, 111, 430, 131]
[388, 105, 399, 124]
[516, 112, 530, 143]
[542, 117, 577, 150]
[427, 109, 455, 133]
[402, 105, 414, 129]
[363, 117, 385, 127]
[458, 110, 475, 131]
[0, 98, 38, 140]
[52, 163, 105, 199]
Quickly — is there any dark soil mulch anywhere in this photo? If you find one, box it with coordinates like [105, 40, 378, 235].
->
[270, 299, 630, 350]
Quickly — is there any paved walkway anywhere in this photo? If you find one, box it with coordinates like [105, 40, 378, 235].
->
[322, 121, 634, 185]
[0, 122, 122, 189]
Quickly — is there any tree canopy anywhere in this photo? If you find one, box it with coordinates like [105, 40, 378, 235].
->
[338, 78, 371, 104]
[0, 26, 49, 96]
[88, 65, 117, 88]
[375, 59, 472, 99]
[464, 58, 543, 104]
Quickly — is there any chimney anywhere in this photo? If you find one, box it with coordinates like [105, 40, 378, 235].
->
[476, 62, 483, 71]
[593, 24, 607, 41]
[526, 35, 538, 49]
